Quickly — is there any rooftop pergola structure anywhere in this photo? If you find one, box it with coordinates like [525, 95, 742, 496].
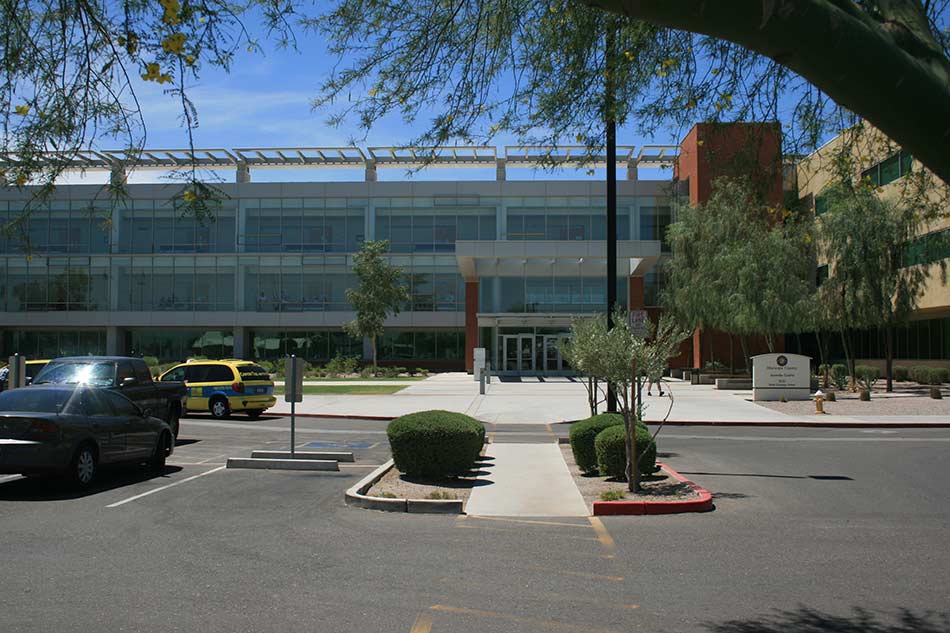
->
[0, 145, 679, 184]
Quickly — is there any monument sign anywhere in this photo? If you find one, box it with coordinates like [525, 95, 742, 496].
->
[752, 353, 811, 401]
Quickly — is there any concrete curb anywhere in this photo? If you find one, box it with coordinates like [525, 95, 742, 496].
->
[270, 412, 396, 421]
[592, 462, 713, 516]
[643, 420, 950, 428]
[226, 457, 339, 471]
[250, 450, 355, 462]
[344, 460, 464, 514]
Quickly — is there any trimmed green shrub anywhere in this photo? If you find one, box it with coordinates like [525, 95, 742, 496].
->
[831, 364, 849, 390]
[855, 365, 880, 391]
[142, 356, 159, 367]
[593, 424, 657, 479]
[910, 366, 947, 385]
[387, 410, 485, 478]
[894, 366, 909, 382]
[569, 413, 624, 474]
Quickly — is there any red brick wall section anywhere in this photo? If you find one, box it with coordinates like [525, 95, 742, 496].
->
[628, 276, 645, 310]
[465, 281, 479, 372]
[675, 122, 786, 369]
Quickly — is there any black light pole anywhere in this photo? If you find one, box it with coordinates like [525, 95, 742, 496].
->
[605, 28, 618, 413]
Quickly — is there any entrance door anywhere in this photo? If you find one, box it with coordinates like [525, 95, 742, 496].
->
[502, 335, 535, 372]
[542, 335, 572, 372]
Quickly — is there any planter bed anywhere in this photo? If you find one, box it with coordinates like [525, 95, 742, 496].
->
[560, 445, 713, 515]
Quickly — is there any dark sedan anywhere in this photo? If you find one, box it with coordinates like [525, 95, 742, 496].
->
[0, 385, 174, 488]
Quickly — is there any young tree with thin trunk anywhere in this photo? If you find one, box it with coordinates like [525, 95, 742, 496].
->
[817, 183, 948, 392]
[344, 240, 411, 375]
[665, 177, 816, 363]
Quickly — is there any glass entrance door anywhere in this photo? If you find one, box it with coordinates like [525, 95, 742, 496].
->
[543, 335, 570, 372]
[502, 335, 535, 372]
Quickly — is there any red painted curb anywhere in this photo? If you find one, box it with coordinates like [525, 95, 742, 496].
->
[592, 462, 714, 516]
[643, 420, 950, 428]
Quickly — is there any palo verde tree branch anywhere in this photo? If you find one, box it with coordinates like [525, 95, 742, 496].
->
[584, 0, 950, 184]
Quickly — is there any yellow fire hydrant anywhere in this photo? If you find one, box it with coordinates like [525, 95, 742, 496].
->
[813, 390, 825, 414]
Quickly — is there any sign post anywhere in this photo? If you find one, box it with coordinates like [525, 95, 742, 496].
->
[7, 353, 25, 390]
[284, 355, 305, 457]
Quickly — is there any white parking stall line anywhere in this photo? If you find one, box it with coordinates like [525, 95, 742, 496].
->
[0, 474, 22, 484]
[106, 466, 226, 508]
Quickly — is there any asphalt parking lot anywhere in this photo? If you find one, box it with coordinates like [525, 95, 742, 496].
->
[2, 417, 949, 633]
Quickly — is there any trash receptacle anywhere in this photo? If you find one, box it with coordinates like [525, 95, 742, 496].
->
[690, 368, 700, 385]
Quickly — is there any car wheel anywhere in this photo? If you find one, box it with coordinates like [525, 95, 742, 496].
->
[210, 397, 230, 420]
[69, 443, 98, 489]
[246, 409, 264, 420]
[150, 431, 171, 472]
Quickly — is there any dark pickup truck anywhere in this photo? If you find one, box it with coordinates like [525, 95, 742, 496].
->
[31, 357, 187, 437]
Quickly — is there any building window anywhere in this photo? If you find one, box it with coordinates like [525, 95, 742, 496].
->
[861, 150, 912, 187]
[902, 229, 950, 268]
[249, 330, 362, 363]
[378, 330, 464, 361]
[128, 329, 233, 363]
[1, 329, 106, 359]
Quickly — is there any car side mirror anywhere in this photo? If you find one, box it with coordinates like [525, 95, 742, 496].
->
[142, 408, 152, 418]
[121, 376, 137, 388]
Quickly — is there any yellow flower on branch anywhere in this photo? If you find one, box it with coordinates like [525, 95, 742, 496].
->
[162, 33, 187, 55]
[182, 190, 197, 203]
[14, 104, 29, 116]
[368, 88, 378, 97]
[15, 173, 27, 186]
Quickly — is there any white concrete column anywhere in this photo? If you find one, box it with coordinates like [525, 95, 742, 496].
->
[626, 160, 638, 181]
[365, 202, 375, 241]
[106, 326, 124, 355]
[497, 205, 506, 239]
[365, 159, 377, 182]
[232, 326, 247, 359]
[495, 158, 507, 181]
[236, 162, 251, 183]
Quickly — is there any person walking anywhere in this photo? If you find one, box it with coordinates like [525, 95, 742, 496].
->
[646, 370, 665, 397]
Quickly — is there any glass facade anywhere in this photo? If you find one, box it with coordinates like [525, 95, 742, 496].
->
[378, 329, 465, 361]
[1, 329, 106, 359]
[479, 275, 627, 313]
[250, 330, 362, 363]
[0, 186, 674, 368]
[128, 329, 233, 363]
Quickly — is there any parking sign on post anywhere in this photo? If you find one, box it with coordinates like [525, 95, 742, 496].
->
[284, 355, 306, 458]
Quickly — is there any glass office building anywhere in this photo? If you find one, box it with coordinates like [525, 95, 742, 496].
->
[0, 146, 673, 373]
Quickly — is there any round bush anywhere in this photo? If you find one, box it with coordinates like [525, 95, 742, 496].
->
[893, 366, 909, 382]
[387, 410, 485, 478]
[594, 424, 657, 479]
[569, 413, 624, 474]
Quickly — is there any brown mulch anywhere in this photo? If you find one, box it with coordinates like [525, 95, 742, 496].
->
[560, 445, 701, 511]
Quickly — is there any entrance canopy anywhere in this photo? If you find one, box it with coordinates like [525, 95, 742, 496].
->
[455, 240, 661, 280]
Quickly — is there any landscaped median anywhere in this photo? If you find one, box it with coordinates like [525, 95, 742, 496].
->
[345, 410, 487, 514]
[562, 413, 714, 516]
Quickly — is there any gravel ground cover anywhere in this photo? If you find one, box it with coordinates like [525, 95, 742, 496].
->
[560, 445, 700, 511]
[753, 383, 950, 416]
[366, 458, 488, 504]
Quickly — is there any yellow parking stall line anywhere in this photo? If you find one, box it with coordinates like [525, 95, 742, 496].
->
[528, 566, 624, 582]
[455, 524, 599, 542]
[409, 610, 433, 633]
[465, 515, 592, 529]
[429, 605, 620, 633]
[588, 516, 617, 555]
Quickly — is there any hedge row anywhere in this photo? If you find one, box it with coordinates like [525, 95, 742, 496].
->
[594, 424, 657, 478]
[386, 410, 485, 478]
[569, 413, 656, 478]
[906, 366, 949, 385]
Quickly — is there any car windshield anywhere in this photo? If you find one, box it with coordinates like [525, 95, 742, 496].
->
[33, 361, 116, 387]
[0, 388, 82, 414]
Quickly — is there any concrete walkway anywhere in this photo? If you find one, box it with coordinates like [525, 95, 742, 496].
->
[465, 443, 589, 517]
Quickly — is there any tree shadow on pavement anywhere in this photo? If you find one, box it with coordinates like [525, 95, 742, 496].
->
[704, 606, 950, 633]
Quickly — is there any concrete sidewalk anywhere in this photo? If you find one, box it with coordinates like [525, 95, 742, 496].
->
[465, 443, 589, 517]
[270, 372, 950, 427]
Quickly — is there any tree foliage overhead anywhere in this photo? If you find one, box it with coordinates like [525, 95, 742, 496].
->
[664, 177, 816, 352]
[0, 0, 947, 190]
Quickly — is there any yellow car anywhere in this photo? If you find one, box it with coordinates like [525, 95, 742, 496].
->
[0, 359, 49, 391]
[158, 360, 276, 419]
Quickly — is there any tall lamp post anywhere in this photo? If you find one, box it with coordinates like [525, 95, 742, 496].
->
[605, 27, 618, 413]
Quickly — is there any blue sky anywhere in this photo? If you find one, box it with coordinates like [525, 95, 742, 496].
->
[84, 26, 678, 184]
